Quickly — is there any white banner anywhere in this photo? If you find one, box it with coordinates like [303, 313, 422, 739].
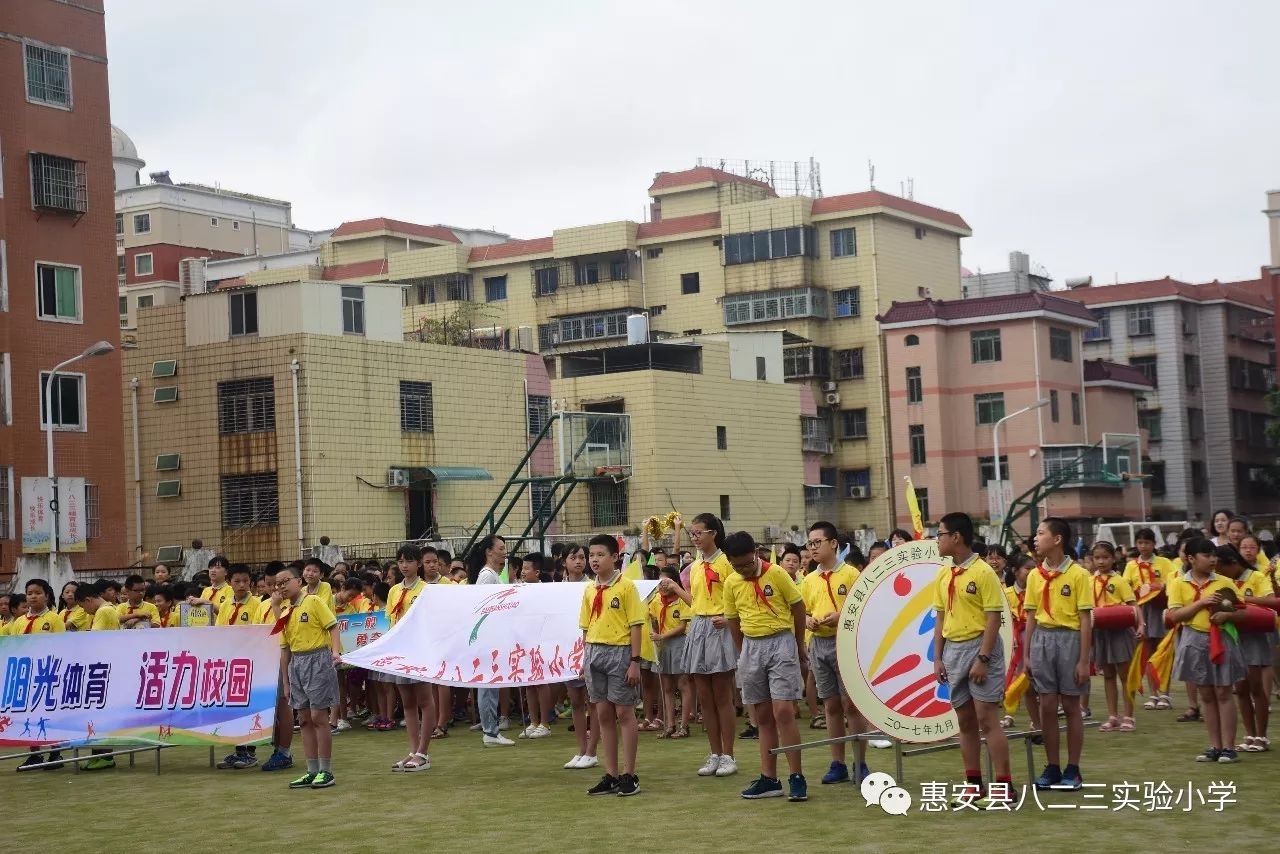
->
[342, 581, 656, 687]
[58, 477, 86, 553]
[21, 477, 52, 554]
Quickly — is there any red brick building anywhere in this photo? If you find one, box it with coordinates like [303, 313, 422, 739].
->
[0, 0, 128, 583]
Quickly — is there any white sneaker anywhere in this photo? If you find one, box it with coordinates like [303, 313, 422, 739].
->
[518, 725, 533, 739]
[482, 733, 515, 747]
[698, 754, 722, 776]
[869, 738, 892, 749]
[576, 754, 599, 769]
[335, 719, 351, 732]
[497, 716, 511, 732]
[529, 724, 551, 739]
[563, 754, 583, 769]
[714, 755, 738, 777]
[468, 722, 484, 732]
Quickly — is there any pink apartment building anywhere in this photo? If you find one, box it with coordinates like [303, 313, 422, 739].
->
[879, 292, 1153, 533]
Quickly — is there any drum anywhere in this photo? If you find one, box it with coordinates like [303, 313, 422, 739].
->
[1237, 604, 1278, 634]
[1092, 605, 1137, 631]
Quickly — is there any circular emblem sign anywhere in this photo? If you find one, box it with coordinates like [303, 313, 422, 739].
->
[836, 540, 1013, 744]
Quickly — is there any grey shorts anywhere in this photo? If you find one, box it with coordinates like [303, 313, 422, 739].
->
[808, 634, 843, 701]
[657, 636, 687, 675]
[1029, 627, 1087, 696]
[584, 643, 640, 707]
[683, 615, 737, 675]
[737, 632, 804, 706]
[288, 647, 340, 710]
[943, 635, 1006, 707]
[1173, 628, 1246, 686]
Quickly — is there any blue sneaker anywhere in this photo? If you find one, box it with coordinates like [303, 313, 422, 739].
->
[1034, 764, 1062, 790]
[788, 773, 809, 802]
[740, 775, 784, 799]
[821, 761, 849, 784]
[856, 762, 871, 783]
[261, 750, 294, 772]
[1060, 764, 1083, 789]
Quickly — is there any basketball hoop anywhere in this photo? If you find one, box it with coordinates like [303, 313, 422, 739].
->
[593, 465, 628, 482]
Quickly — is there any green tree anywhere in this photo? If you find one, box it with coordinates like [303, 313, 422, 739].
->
[415, 301, 497, 347]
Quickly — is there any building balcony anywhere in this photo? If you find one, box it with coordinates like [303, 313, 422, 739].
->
[725, 286, 829, 327]
[801, 415, 833, 454]
[784, 346, 831, 381]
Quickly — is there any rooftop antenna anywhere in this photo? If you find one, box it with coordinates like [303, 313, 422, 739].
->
[907, 178, 915, 200]
[868, 160, 876, 190]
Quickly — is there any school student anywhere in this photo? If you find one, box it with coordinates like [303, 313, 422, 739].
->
[801, 521, 870, 785]
[302, 558, 338, 613]
[271, 565, 342, 788]
[932, 512, 1011, 806]
[1213, 543, 1276, 752]
[1024, 518, 1093, 790]
[212, 566, 267, 768]
[190, 556, 234, 611]
[11, 581, 66, 771]
[1167, 539, 1247, 762]
[81, 582, 121, 632]
[115, 574, 161, 628]
[1123, 528, 1175, 710]
[1090, 543, 1143, 732]
[386, 544, 435, 772]
[153, 585, 180, 628]
[722, 531, 808, 802]
[471, 535, 515, 746]
[670, 512, 739, 778]
[559, 543, 601, 769]
[651, 567, 692, 739]
[580, 534, 644, 797]
[1001, 557, 1042, 733]
[57, 582, 80, 628]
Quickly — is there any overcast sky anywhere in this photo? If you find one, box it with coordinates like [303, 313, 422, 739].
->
[105, 0, 1278, 285]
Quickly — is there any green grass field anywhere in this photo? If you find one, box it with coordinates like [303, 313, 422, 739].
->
[8, 690, 1276, 852]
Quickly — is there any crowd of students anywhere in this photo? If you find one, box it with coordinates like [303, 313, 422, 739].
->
[3, 507, 1278, 803]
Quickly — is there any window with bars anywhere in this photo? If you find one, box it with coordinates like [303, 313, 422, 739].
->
[841, 468, 871, 499]
[833, 287, 860, 318]
[724, 287, 829, 325]
[783, 345, 830, 379]
[1129, 355, 1158, 386]
[527, 394, 551, 437]
[830, 228, 857, 258]
[906, 367, 923, 404]
[530, 481, 556, 527]
[400, 381, 434, 432]
[1049, 327, 1073, 362]
[840, 408, 868, 440]
[835, 348, 864, 380]
[589, 480, 628, 527]
[978, 456, 1010, 485]
[85, 482, 99, 539]
[1083, 308, 1110, 341]
[30, 154, 86, 213]
[1138, 410, 1161, 441]
[534, 266, 559, 296]
[974, 392, 1005, 425]
[1042, 446, 1085, 483]
[25, 43, 71, 107]
[559, 311, 630, 343]
[217, 377, 275, 434]
[1127, 304, 1154, 336]
[133, 213, 151, 233]
[970, 329, 1002, 363]
[909, 424, 926, 465]
[220, 472, 279, 529]
[342, 286, 365, 335]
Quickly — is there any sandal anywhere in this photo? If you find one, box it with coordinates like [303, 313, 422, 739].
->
[1155, 696, 1172, 710]
[1176, 707, 1201, 722]
[1237, 737, 1256, 752]
[999, 715, 1015, 729]
[1098, 715, 1120, 732]
[1255, 736, 1271, 751]
[671, 724, 690, 739]
[403, 752, 430, 772]
[657, 727, 673, 739]
[649, 718, 664, 733]
[810, 714, 827, 730]
[392, 755, 410, 772]
[1119, 717, 1136, 732]
[432, 726, 448, 739]
[1142, 697, 1157, 711]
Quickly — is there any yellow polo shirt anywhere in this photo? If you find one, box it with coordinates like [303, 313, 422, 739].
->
[649, 593, 691, 635]
[723, 563, 803, 639]
[1232, 568, 1273, 601]
[116, 600, 161, 627]
[336, 595, 374, 616]
[1024, 560, 1093, 630]
[386, 578, 426, 628]
[304, 581, 336, 614]
[689, 551, 732, 616]
[5, 609, 65, 635]
[278, 595, 338, 652]
[201, 583, 235, 610]
[1091, 572, 1136, 607]
[91, 606, 121, 631]
[1167, 573, 1235, 632]
[157, 608, 181, 628]
[217, 596, 263, 627]
[801, 565, 860, 638]
[579, 573, 646, 646]
[62, 605, 91, 632]
[1123, 555, 1175, 604]
[932, 555, 1004, 643]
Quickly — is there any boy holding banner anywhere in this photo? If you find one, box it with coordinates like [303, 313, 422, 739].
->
[722, 531, 809, 803]
[932, 512, 1011, 807]
[580, 534, 645, 797]
[217, 565, 266, 769]
[272, 565, 342, 789]
[12, 580, 66, 771]
[191, 556, 234, 611]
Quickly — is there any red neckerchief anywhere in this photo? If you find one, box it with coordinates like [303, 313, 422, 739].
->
[21, 611, 46, 634]
[748, 562, 776, 613]
[1092, 573, 1111, 608]
[160, 609, 175, 627]
[228, 597, 250, 625]
[658, 591, 677, 631]
[270, 600, 297, 635]
[703, 560, 721, 594]
[1137, 559, 1154, 586]
[1037, 560, 1067, 618]
[591, 575, 615, 619]
[946, 563, 967, 612]
[390, 579, 421, 620]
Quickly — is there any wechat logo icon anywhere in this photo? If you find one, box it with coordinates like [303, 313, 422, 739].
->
[861, 771, 913, 816]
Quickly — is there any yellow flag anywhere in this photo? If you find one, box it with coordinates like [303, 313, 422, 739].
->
[1145, 627, 1179, 694]
[623, 553, 643, 580]
[1003, 672, 1030, 715]
[769, 545, 777, 566]
[904, 476, 924, 539]
[1124, 643, 1145, 703]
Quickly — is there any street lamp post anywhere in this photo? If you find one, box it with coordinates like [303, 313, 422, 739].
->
[44, 341, 115, 578]
[992, 398, 1051, 529]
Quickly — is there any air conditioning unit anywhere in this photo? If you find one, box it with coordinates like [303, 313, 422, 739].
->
[179, 257, 208, 296]
[848, 485, 869, 499]
[516, 326, 535, 352]
[825, 392, 841, 405]
[762, 524, 783, 541]
[386, 468, 410, 488]
[821, 381, 838, 393]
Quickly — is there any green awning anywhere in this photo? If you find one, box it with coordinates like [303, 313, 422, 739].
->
[415, 466, 493, 482]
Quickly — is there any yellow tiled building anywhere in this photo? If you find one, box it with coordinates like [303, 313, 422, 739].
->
[244, 167, 971, 530]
